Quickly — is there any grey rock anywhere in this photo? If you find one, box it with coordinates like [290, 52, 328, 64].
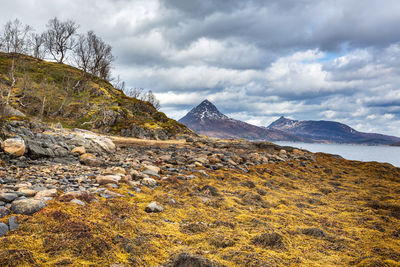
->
[0, 206, 10, 218]
[0, 193, 18, 203]
[145, 201, 163, 213]
[8, 216, 19, 230]
[0, 223, 8, 237]
[70, 199, 86, 206]
[11, 199, 46, 215]
[142, 169, 160, 178]
[141, 177, 157, 187]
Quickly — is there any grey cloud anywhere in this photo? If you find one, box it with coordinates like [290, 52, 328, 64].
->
[1, 0, 400, 135]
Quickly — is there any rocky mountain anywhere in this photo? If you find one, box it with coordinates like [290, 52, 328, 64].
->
[267, 116, 400, 145]
[179, 100, 301, 141]
[0, 52, 190, 139]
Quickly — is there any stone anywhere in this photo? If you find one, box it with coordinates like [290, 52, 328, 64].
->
[80, 153, 104, 167]
[96, 175, 121, 185]
[8, 216, 19, 230]
[142, 177, 157, 187]
[0, 223, 8, 237]
[143, 165, 160, 174]
[0, 207, 10, 218]
[143, 169, 160, 178]
[70, 199, 86, 206]
[71, 146, 86, 155]
[11, 199, 46, 215]
[0, 193, 18, 203]
[104, 167, 127, 176]
[1, 138, 25, 157]
[145, 201, 163, 213]
[129, 170, 141, 180]
[34, 189, 57, 199]
[80, 153, 96, 161]
[18, 188, 37, 197]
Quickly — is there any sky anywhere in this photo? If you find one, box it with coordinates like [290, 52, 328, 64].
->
[1, 0, 400, 135]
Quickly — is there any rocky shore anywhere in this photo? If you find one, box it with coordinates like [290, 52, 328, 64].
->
[0, 121, 399, 266]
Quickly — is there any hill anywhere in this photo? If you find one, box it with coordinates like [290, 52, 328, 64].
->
[0, 52, 190, 139]
[268, 116, 400, 145]
[179, 100, 302, 141]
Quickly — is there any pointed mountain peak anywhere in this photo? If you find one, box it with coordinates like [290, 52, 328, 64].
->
[179, 99, 228, 123]
[267, 116, 298, 129]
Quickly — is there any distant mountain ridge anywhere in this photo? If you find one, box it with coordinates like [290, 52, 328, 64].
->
[178, 100, 302, 141]
[267, 116, 400, 145]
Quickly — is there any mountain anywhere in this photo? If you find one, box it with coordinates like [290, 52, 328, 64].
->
[0, 52, 190, 139]
[179, 100, 301, 141]
[267, 116, 400, 145]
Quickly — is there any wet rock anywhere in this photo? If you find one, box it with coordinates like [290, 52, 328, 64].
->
[11, 199, 46, 215]
[1, 138, 25, 157]
[0, 193, 18, 203]
[145, 201, 163, 213]
[0, 223, 8, 237]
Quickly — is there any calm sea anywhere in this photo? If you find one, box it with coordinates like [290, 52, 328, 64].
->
[274, 142, 400, 167]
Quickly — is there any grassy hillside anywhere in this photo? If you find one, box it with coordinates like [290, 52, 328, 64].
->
[0, 52, 190, 137]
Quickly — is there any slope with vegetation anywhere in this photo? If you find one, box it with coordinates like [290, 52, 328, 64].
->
[0, 52, 190, 138]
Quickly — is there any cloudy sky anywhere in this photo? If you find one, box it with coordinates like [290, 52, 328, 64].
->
[1, 0, 400, 135]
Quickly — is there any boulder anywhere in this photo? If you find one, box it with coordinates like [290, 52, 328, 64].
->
[145, 201, 163, 213]
[96, 175, 121, 185]
[1, 138, 25, 157]
[71, 146, 86, 155]
[80, 153, 104, 167]
[142, 177, 157, 187]
[143, 165, 160, 174]
[0, 193, 18, 203]
[11, 199, 46, 215]
[34, 189, 57, 200]
[0, 223, 8, 237]
[8, 216, 19, 230]
[103, 167, 127, 176]
[17, 188, 37, 197]
[0, 207, 10, 218]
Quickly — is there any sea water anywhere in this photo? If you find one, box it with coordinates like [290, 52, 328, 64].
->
[274, 142, 400, 167]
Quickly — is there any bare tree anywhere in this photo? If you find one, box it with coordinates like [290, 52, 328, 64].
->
[74, 33, 92, 73]
[30, 32, 46, 59]
[143, 90, 161, 110]
[74, 31, 114, 80]
[1, 19, 32, 54]
[44, 17, 78, 63]
[125, 87, 144, 99]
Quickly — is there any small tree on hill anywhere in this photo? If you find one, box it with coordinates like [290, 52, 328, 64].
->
[44, 17, 78, 63]
[30, 32, 46, 59]
[0, 19, 32, 54]
[74, 31, 114, 80]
